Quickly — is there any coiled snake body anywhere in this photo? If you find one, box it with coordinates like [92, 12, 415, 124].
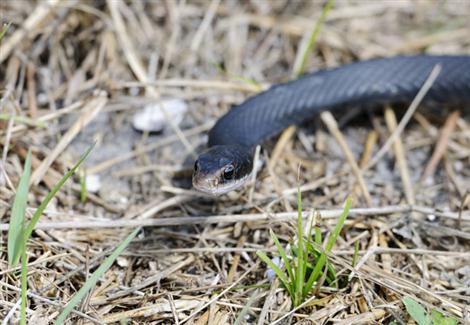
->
[192, 55, 470, 195]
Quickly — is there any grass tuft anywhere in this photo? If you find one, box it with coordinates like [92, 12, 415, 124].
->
[7, 144, 95, 324]
[257, 188, 352, 307]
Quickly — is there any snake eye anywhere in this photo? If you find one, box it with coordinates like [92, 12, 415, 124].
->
[223, 165, 235, 180]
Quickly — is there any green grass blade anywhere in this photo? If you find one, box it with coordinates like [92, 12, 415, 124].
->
[314, 215, 322, 245]
[304, 211, 320, 289]
[0, 22, 11, 40]
[325, 197, 352, 252]
[304, 211, 314, 259]
[0, 114, 47, 128]
[303, 251, 326, 296]
[352, 241, 359, 268]
[403, 297, 431, 325]
[430, 309, 457, 325]
[79, 169, 87, 203]
[8, 150, 32, 266]
[294, 186, 305, 306]
[324, 261, 337, 287]
[23, 143, 95, 241]
[303, 250, 333, 278]
[212, 62, 263, 91]
[294, 0, 334, 77]
[256, 251, 293, 297]
[303, 197, 351, 296]
[234, 290, 258, 325]
[270, 229, 294, 283]
[54, 227, 141, 325]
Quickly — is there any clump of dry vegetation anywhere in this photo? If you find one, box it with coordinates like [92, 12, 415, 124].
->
[1, 1, 469, 324]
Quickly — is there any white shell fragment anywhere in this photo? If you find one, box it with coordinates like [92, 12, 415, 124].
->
[85, 174, 101, 193]
[132, 98, 188, 132]
[116, 257, 129, 267]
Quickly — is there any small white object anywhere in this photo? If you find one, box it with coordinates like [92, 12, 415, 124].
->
[132, 98, 188, 132]
[129, 87, 140, 96]
[85, 174, 101, 193]
[148, 261, 157, 271]
[116, 257, 129, 267]
[37, 93, 48, 105]
[254, 157, 264, 173]
[266, 256, 283, 281]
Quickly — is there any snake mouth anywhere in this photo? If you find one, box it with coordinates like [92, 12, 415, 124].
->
[191, 144, 255, 195]
[192, 173, 252, 196]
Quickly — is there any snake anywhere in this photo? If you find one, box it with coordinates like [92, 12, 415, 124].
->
[192, 55, 470, 195]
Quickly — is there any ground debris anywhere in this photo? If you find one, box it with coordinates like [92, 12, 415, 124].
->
[1, 1, 469, 324]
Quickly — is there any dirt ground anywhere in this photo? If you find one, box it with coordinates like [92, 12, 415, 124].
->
[1, 0, 469, 324]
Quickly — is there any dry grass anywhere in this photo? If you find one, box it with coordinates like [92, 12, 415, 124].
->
[1, 0, 470, 324]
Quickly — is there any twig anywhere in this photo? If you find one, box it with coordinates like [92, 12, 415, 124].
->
[365, 64, 442, 170]
[87, 122, 212, 174]
[268, 125, 296, 171]
[321, 111, 372, 206]
[1, 100, 84, 136]
[106, 256, 195, 300]
[190, 0, 220, 52]
[0, 205, 467, 231]
[180, 264, 257, 324]
[0, 281, 106, 325]
[248, 145, 261, 204]
[30, 93, 107, 185]
[115, 79, 263, 92]
[108, 0, 196, 158]
[420, 111, 460, 182]
[0, 0, 60, 63]
[384, 107, 415, 205]
[359, 130, 378, 168]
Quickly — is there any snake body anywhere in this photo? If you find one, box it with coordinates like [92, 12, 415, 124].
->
[192, 55, 470, 195]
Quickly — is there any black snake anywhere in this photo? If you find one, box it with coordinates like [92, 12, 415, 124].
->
[192, 55, 470, 195]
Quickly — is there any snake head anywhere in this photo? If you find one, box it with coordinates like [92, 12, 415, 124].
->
[192, 145, 253, 195]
